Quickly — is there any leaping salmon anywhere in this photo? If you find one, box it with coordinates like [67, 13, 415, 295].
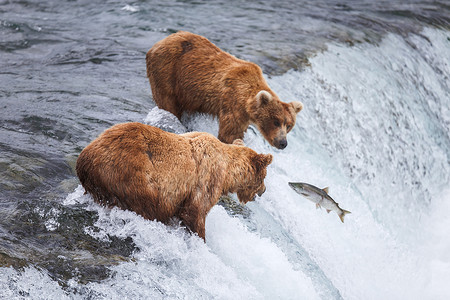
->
[288, 182, 351, 223]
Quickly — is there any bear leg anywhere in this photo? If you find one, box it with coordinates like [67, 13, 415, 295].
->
[153, 93, 183, 120]
[218, 115, 245, 144]
[178, 204, 206, 240]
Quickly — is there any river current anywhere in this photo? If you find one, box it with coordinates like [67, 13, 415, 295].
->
[0, 1, 449, 299]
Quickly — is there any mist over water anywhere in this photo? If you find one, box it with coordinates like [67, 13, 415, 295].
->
[0, 0, 449, 299]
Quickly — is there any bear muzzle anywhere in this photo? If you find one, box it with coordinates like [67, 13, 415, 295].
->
[257, 185, 266, 197]
[273, 137, 287, 149]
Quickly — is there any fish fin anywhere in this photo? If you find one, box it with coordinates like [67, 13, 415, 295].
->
[322, 187, 329, 194]
[326, 209, 331, 214]
[339, 209, 351, 223]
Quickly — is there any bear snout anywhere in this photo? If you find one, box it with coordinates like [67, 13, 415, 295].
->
[257, 185, 266, 197]
[274, 138, 287, 149]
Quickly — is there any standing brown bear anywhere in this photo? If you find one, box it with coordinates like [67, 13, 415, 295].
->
[76, 122, 272, 240]
[146, 31, 303, 149]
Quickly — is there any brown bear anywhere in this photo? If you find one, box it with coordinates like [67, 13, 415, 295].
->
[146, 31, 303, 149]
[76, 122, 272, 240]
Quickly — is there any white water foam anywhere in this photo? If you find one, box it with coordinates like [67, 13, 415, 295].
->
[61, 186, 319, 299]
[263, 27, 449, 299]
[0, 266, 71, 300]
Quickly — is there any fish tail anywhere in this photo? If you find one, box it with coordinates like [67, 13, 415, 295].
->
[339, 209, 351, 223]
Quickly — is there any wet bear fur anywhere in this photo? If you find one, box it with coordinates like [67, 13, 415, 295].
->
[76, 122, 272, 240]
[146, 31, 303, 149]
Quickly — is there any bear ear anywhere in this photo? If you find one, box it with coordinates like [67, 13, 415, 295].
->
[253, 153, 273, 171]
[256, 90, 272, 107]
[291, 101, 303, 113]
[262, 154, 273, 166]
[232, 139, 245, 146]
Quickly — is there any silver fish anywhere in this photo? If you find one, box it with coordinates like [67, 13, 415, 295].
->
[288, 182, 351, 223]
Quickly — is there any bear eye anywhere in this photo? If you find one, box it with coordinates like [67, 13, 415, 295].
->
[286, 125, 292, 131]
[273, 120, 280, 127]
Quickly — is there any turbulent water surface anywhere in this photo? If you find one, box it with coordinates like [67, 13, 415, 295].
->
[0, 0, 449, 299]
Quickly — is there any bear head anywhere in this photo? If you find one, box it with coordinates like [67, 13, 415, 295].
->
[236, 152, 273, 204]
[250, 90, 303, 149]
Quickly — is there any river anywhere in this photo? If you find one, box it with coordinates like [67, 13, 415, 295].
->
[0, 0, 449, 299]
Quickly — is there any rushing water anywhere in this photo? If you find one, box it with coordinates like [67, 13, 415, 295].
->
[0, 0, 449, 299]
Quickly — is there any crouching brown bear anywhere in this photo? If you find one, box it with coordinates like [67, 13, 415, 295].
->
[146, 31, 303, 149]
[76, 122, 272, 240]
